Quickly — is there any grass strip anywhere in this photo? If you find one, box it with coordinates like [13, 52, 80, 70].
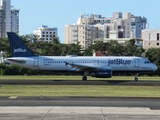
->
[0, 85, 159, 97]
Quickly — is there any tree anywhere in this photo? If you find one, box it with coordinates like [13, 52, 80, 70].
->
[136, 47, 145, 57]
[0, 38, 11, 57]
[91, 41, 109, 56]
[145, 48, 160, 65]
[145, 48, 160, 75]
[124, 39, 137, 56]
[59, 44, 71, 56]
[51, 36, 60, 44]
[83, 45, 94, 56]
[67, 43, 82, 56]
[20, 34, 41, 55]
[108, 40, 125, 56]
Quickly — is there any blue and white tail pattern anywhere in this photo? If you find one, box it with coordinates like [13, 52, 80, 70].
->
[7, 32, 36, 57]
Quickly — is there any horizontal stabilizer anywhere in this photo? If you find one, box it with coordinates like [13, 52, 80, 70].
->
[5, 58, 26, 64]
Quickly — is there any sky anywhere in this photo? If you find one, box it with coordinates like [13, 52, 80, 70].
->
[12, 0, 160, 43]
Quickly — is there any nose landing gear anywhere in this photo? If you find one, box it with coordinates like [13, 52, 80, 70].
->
[135, 77, 138, 81]
[134, 73, 138, 81]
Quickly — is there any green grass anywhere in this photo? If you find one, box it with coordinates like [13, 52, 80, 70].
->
[0, 75, 159, 97]
[0, 85, 159, 97]
[0, 75, 160, 80]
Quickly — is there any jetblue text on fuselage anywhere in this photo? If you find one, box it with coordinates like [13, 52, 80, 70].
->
[108, 59, 131, 66]
[14, 48, 27, 53]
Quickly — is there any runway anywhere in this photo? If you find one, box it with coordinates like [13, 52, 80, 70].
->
[0, 97, 160, 120]
[0, 80, 160, 119]
[0, 97, 160, 110]
[0, 106, 160, 120]
[0, 80, 160, 86]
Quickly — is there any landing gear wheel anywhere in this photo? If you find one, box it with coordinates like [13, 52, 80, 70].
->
[82, 76, 87, 81]
[135, 77, 138, 81]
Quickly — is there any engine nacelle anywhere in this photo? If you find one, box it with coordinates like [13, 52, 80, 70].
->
[90, 70, 112, 78]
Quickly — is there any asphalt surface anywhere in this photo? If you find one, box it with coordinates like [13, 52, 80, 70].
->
[0, 97, 159, 110]
[0, 80, 160, 86]
[0, 80, 160, 119]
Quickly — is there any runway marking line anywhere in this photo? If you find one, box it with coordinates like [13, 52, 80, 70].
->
[8, 96, 17, 99]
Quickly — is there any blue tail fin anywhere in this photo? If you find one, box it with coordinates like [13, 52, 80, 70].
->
[7, 32, 36, 57]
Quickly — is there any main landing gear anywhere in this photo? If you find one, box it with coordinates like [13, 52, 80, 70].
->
[82, 76, 87, 81]
[82, 71, 89, 81]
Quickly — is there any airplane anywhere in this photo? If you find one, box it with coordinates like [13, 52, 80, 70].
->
[4, 32, 157, 81]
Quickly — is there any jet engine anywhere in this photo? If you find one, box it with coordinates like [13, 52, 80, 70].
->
[90, 70, 112, 78]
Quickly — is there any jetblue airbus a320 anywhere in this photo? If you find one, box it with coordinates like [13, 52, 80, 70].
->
[4, 32, 157, 81]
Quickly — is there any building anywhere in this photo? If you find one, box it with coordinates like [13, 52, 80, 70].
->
[0, 0, 19, 38]
[33, 25, 58, 43]
[65, 12, 147, 49]
[65, 24, 96, 49]
[131, 15, 147, 38]
[142, 29, 160, 49]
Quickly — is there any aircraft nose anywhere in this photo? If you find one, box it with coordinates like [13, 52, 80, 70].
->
[153, 64, 158, 71]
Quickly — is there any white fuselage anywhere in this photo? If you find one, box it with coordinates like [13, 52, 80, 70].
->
[5, 56, 157, 73]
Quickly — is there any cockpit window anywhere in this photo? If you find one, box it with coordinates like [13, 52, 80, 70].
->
[144, 61, 151, 64]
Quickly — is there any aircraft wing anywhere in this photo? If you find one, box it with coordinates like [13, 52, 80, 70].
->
[64, 61, 108, 71]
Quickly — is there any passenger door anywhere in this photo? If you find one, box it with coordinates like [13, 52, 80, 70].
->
[134, 59, 139, 67]
[34, 58, 39, 67]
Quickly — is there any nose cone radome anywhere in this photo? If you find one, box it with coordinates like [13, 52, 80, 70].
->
[153, 64, 158, 71]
